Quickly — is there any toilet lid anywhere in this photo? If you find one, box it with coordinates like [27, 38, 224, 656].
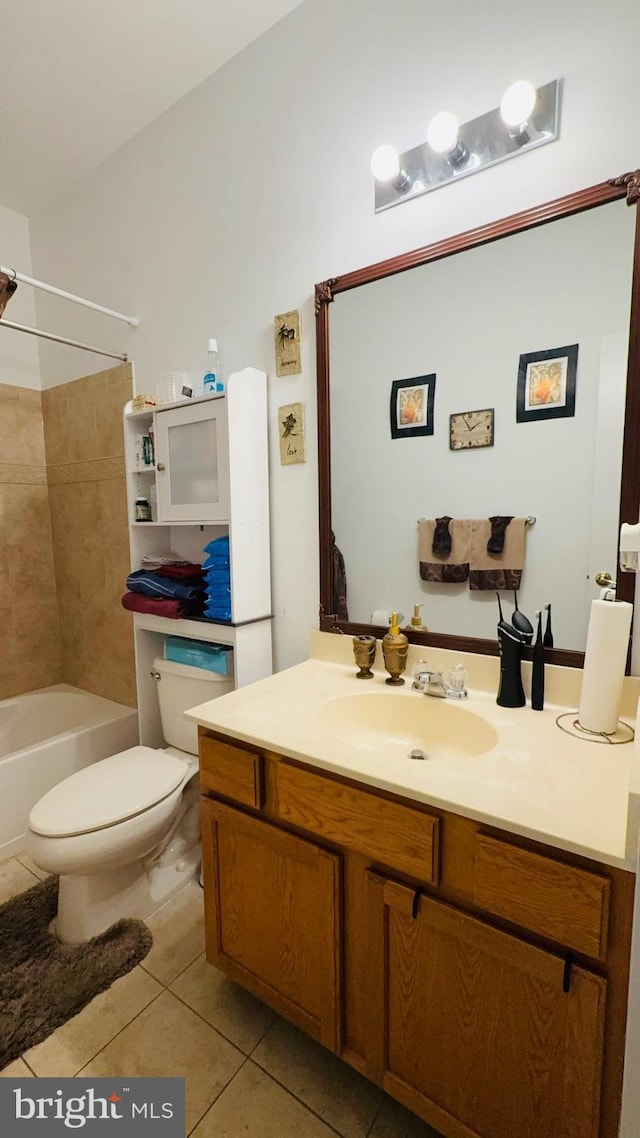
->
[29, 747, 189, 838]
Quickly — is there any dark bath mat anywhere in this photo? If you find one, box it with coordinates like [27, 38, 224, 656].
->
[0, 875, 152, 1069]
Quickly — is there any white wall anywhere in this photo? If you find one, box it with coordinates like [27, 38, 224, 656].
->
[27, 0, 640, 670]
[0, 202, 41, 389]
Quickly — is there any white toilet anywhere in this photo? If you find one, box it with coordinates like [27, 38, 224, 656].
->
[27, 656, 233, 943]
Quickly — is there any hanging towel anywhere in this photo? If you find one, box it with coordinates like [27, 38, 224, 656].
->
[0, 271, 17, 318]
[486, 515, 514, 554]
[331, 531, 349, 620]
[432, 516, 453, 557]
[418, 519, 471, 583]
[469, 517, 526, 590]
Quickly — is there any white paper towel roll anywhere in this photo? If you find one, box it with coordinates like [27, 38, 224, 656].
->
[578, 599, 633, 734]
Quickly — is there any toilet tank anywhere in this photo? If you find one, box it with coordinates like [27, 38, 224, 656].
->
[153, 656, 234, 754]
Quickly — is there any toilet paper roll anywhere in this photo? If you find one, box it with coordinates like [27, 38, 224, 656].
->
[371, 610, 404, 627]
[578, 599, 633, 734]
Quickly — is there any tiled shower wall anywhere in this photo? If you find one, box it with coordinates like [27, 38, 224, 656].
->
[0, 384, 60, 698]
[42, 363, 136, 707]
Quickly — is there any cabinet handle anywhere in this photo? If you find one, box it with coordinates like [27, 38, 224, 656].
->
[156, 462, 166, 472]
[562, 953, 574, 994]
[412, 885, 425, 919]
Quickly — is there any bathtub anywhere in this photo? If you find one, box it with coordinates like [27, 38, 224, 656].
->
[0, 683, 139, 859]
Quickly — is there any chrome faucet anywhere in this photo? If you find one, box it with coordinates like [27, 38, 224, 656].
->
[412, 666, 468, 700]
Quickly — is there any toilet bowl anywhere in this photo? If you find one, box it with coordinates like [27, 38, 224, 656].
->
[26, 655, 233, 943]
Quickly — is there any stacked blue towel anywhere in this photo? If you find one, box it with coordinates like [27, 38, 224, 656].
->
[202, 535, 232, 622]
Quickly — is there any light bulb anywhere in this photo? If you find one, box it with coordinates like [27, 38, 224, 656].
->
[370, 144, 400, 182]
[500, 80, 537, 128]
[427, 112, 460, 155]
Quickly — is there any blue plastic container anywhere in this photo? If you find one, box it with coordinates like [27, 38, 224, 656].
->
[164, 636, 233, 676]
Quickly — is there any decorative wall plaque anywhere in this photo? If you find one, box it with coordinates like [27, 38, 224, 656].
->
[278, 401, 306, 465]
[274, 309, 302, 376]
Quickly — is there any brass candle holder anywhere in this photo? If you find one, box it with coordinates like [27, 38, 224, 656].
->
[353, 635, 377, 678]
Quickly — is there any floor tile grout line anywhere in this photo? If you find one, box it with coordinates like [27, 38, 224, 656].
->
[187, 1054, 350, 1138]
[149, 942, 206, 988]
[12, 967, 380, 1138]
[365, 1098, 385, 1138]
[166, 984, 272, 1058]
[185, 1054, 251, 1137]
[4, 856, 40, 886]
[56, 988, 167, 1080]
[243, 1055, 360, 1138]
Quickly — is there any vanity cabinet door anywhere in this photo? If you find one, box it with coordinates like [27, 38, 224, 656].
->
[200, 797, 342, 1052]
[365, 872, 606, 1138]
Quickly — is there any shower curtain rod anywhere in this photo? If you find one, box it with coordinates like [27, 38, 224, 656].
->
[0, 317, 128, 362]
[0, 263, 139, 327]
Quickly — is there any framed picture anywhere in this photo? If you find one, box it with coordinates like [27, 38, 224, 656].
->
[516, 343, 578, 423]
[390, 374, 436, 439]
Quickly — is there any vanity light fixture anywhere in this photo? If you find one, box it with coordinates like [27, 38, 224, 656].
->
[426, 112, 468, 167]
[500, 80, 537, 143]
[370, 144, 413, 192]
[371, 78, 560, 212]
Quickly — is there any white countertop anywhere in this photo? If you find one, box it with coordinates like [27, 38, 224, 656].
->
[186, 632, 640, 871]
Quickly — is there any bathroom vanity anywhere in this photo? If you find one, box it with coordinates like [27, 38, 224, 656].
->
[188, 633, 639, 1138]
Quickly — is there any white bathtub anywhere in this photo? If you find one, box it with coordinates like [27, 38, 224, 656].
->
[0, 683, 139, 859]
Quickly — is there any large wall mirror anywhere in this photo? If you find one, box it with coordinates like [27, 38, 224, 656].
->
[316, 173, 640, 667]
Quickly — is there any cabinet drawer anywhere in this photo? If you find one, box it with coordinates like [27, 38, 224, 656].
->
[473, 834, 610, 958]
[275, 761, 439, 883]
[199, 735, 263, 809]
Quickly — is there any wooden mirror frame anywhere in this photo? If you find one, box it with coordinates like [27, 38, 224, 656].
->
[316, 171, 640, 669]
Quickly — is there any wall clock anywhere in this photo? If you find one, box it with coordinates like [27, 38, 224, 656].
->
[449, 408, 495, 450]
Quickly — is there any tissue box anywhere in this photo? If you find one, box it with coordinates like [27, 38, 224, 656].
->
[164, 636, 233, 676]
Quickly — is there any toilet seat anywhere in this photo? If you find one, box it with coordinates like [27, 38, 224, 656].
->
[29, 746, 190, 839]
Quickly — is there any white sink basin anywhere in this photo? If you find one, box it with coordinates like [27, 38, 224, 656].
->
[317, 691, 498, 762]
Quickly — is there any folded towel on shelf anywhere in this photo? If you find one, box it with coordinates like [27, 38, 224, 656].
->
[126, 570, 205, 602]
[469, 517, 526, 590]
[121, 593, 203, 619]
[204, 609, 232, 623]
[202, 557, 230, 571]
[204, 535, 230, 553]
[204, 568, 231, 585]
[418, 518, 471, 583]
[156, 563, 204, 581]
[140, 551, 190, 568]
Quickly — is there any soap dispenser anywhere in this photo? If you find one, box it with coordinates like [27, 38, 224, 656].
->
[407, 603, 428, 633]
[496, 593, 532, 708]
[381, 612, 408, 685]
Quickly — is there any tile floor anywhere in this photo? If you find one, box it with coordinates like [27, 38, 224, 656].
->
[0, 853, 442, 1137]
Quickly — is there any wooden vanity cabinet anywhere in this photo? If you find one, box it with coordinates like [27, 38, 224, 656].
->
[366, 873, 606, 1138]
[198, 730, 634, 1138]
[200, 795, 341, 1050]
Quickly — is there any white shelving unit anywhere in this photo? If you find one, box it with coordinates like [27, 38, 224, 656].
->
[124, 367, 273, 747]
